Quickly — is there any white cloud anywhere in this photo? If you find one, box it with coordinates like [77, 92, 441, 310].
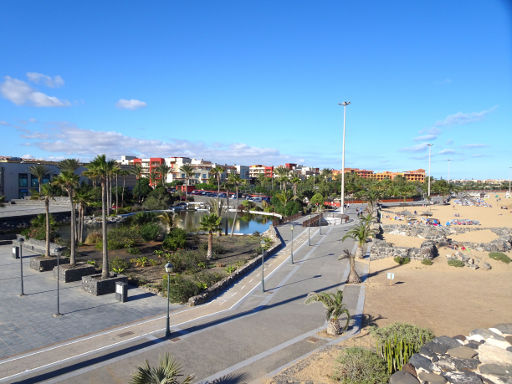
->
[116, 99, 147, 110]
[0, 121, 9, 126]
[0, 76, 70, 107]
[401, 143, 431, 152]
[21, 125, 287, 165]
[413, 134, 437, 142]
[438, 149, 456, 155]
[21, 154, 35, 159]
[434, 106, 497, 127]
[26, 72, 64, 88]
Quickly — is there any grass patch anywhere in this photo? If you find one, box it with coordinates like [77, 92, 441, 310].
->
[448, 259, 465, 268]
[489, 252, 511, 264]
[332, 347, 389, 384]
[421, 258, 433, 265]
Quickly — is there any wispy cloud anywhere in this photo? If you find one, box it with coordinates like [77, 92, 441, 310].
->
[434, 106, 497, 127]
[401, 143, 431, 152]
[438, 149, 456, 155]
[0, 120, 9, 126]
[20, 124, 289, 165]
[26, 72, 64, 88]
[413, 134, 437, 142]
[0, 76, 70, 107]
[461, 143, 488, 149]
[116, 99, 147, 110]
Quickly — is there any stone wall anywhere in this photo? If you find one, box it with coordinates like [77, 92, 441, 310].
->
[390, 323, 512, 384]
[370, 238, 438, 261]
[16, 235, 67, 256]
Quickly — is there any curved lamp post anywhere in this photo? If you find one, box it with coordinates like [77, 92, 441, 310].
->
[165, 262, 173, 338]
[290, 225, 294, 264]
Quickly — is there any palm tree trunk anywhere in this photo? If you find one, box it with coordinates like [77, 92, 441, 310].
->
[45, 197, 50, 258]
[69, 191, 76, 266]
[121, 175, 126, 207]
[358, 244, 365, 259]
[115, 173, 118, 215]
[207, 232, 213, 259]
[101, 181, 109, 279]
[230, 186, 239, 236]
[347, 253, 361, 283]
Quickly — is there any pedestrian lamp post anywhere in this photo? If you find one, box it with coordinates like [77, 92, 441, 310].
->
[164, 262, 173, 338]
[338, 101, 351, 214]
[19, 238, 25, 296]
[53, 249, 62, 318]
[290, 225, 294, 264]
[308, 224, 311, 246]
[260, 239, 266, 292]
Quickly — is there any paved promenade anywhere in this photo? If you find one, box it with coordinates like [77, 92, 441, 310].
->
[0, 207, 366, 383]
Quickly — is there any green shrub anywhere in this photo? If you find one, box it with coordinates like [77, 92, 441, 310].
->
[421, 258, 433, 265]
[371, 323, 434, 374]
[167, 249, 207, 273]
[140, 223, 161, 241]
[22, 214, 57, 241]
[489, 252, 511, 264]
[225, 265, 237, 274]
[332, 347, 389, 384]
[129, 211, 158, 225]
[162, 274, 201, 303]
[448, 259, 465, 267]
[394, 256, 410, 265]
[111, 257, 130, 274]
[84, 230, 102, 245]
[96, 226, 142, 251]
[126, 246, 140, 255]
[162, 228, 187, 251]
[194, 271, 223, 289]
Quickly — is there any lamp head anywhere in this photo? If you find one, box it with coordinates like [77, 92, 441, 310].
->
[290, 225, 294, 231]
[165, 262, 173, 273]
[18, 237, 24, 243]
[338, 101, 351, 106]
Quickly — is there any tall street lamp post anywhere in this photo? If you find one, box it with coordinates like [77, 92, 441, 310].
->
[260, 240, 265, 292]
[338, 101, 350, 214]
[290, 225, 294, 264]
[53, 250, 62, 317]
[19, 238, 25, 296]
[165, 262, 173, 338]
[427, 144, 433, 198]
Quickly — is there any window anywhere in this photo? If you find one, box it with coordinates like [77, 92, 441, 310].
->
[31, 176, 39, 188]
[19, 173, 28, 187]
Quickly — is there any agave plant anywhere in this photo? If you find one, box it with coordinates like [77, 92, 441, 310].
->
[305, 290, 350, 336]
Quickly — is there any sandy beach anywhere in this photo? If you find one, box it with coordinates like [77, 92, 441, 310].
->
[270, 192, 512, 383]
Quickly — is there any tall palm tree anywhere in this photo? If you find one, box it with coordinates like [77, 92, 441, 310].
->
[342, 218, 377, 259]
[40, 183, 57, 258]
[119, 167, 132, 207]
[157, 211, 173, 234]
[339, 249, 360, 284]
[274, 166, 289, 192]
[74, 187, 93, 244]
[199, 213, 221, 260]
[59, 158, 80, 173]
[210, 166, 224, 214]
[86, 155, 110, 279]
[305, 290, 350, 336]
[130, 353, 193, 384]
[228, 174, 243, 236]
[29, 164, 49, 195]
[156, 163, 171, 188]
[179, 164, 194, 199]
[290, 176, 301, 199]
[54, 170, 80, 265]
[106, 160, 119, 215]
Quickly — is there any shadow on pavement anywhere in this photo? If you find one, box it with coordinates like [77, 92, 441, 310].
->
[127, 291, 155, 301]
[202, 372, 249, 384]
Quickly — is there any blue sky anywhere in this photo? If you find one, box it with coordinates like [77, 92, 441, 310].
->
[1, 1, 511, 179]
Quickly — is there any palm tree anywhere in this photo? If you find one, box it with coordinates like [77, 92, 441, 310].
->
[305, 290, 350, 336]
[86, 155, 110, 279]
[106, 160, 119, 215]
[156, 163, 171, 188]
[74, 187, 93, 244]
[274, 166, 289, 192]
[228, 174, 243, 236]
[210, 166, 224, 214]
[339, 249, 360, 284]
[40, 183, 57, 258]
[29, 164, 49, 195]
[54, 170, 80, 266]
[157, 211, 173, 234]
[59, 158, 80, 173]
[342, 219, 377, 259]
[199, 213, 221, 260]
[179, 164, 194, 199]
[130, 353, 193, 384]
[290, 176, 301, 199]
